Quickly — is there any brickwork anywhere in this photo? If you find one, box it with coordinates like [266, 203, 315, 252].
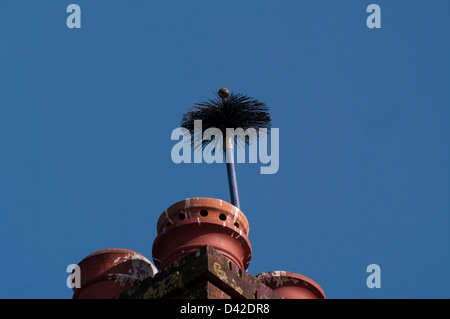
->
[116, 245, 282, 299]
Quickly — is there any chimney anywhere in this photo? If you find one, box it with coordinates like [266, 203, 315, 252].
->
[255, 271, 326, 299]
[152, 197, 251, 270]
[72, 248, 157, 299]
[71, 88, 325, 300]
[72, 197, 325, 300]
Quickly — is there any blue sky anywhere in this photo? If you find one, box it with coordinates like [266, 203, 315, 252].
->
[1, 0, 449, 298]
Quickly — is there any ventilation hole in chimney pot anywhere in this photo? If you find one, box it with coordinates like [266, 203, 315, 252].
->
[219, 213, 227, 221]
[234, 222, 239, 228]
[179, 213, 186, 220]
[200, 209, 208, 217]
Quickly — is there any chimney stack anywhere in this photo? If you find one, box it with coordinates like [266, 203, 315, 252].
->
[72, 198, 325, 299]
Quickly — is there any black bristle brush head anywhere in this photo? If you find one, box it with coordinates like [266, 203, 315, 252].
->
[180, 88, 272, 151]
